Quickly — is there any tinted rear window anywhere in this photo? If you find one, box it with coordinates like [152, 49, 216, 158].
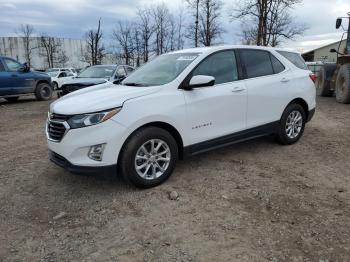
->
[240, 50, 274, 78]
[277, 51, 308, 70]
[0, 60, 4, 71]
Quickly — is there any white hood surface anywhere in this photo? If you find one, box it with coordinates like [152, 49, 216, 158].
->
[50, 83, 161, 115]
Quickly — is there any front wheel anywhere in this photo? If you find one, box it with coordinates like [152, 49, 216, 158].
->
[35, 82, 53, 101]
[275, 103, 306, 145]
[119, 127, 178, 188]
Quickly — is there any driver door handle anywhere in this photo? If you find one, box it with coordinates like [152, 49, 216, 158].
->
[281, 77, 290, 83]
[231, 86, 245, 93]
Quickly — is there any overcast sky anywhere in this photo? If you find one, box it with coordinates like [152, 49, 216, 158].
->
[0, 0, 349, 53]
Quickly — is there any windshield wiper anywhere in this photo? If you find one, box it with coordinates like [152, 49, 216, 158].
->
[123, 82, 146, 87]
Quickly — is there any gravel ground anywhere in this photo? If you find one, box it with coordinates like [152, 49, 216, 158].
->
[0, 95, 350, 261]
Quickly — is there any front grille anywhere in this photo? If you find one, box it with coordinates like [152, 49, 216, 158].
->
[47, 121, 67, 142]
[51, 113, 70, 122]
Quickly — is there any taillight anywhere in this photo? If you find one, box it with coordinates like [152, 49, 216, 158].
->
[309, 73, 317, 83]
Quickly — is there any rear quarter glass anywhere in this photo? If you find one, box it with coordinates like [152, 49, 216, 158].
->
[277, 51, 308, 70]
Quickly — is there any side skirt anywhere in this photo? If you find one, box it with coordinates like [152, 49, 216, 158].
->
[183, 121, 280, 157]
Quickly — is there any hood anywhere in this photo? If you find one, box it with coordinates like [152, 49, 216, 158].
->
[33, 71, 50, 78]
[50, 82, 161, 115]
[61, 77, 108, 86]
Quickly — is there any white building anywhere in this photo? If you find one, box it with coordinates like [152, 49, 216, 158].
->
[0, 37, 89, 70]
[302, 39, 347, 63]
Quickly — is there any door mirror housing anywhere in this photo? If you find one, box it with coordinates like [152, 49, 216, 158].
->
[18, 62, 30, 73]
[336, 18, 342, 29]
[113, 75, 126, 85]
[184, 75, 215, 90]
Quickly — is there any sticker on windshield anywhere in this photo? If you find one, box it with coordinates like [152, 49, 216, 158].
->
[177, 56, 198, 61]
[105, 69, 113, 72]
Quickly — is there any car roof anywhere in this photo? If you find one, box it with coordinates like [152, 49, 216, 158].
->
[169, 45, 301, 55]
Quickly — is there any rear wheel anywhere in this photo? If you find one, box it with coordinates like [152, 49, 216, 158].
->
[4, 96, 19, 102]
[335, 64, 350, 104]
[316, 64, 336, 97]
[119, 126, 178, 188]
[275, 103, 306, 145]
[35, 82, 53, 101]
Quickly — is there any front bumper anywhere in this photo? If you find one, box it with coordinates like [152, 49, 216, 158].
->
[49, 150, 116, 174]
[47, 118, 128, 168]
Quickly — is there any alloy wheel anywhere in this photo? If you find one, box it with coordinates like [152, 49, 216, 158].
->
[285, 110, 303, 139]
[134, 139, 171, 180]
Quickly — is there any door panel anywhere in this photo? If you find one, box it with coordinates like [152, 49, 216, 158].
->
[2, 58, 34, 94]
[183, 50, 247, 145]
[238, 49, 294, 128]
[183, 82, 247, 145]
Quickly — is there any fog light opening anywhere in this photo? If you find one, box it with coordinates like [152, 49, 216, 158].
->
[88, 143, 106, 161]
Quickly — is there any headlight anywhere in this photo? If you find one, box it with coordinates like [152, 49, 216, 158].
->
[67, 108, 121, 129]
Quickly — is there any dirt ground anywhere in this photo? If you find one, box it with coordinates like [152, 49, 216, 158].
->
[0, 95, 350, 262]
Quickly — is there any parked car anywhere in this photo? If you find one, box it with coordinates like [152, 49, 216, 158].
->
[47, 71, 75, 90]
[46, 68, 78, 77]
[0, 56, 53, 102]
[57, 64, 134, 97]
[46, 45, 316, 188]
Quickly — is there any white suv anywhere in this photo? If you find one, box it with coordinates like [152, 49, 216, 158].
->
[46, 45, 316, 188]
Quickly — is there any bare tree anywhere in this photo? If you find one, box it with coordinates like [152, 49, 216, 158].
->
[231, 0, 306, 46]
[39, 35, 62, 68]
[84, 18, 105, 65]
[199, 0, 223, 46]
[176, 6, 186, 50]
[137, 7, 154, 62]
[186, 0, 201, 47]
[113, 21, 134, 66]
[152, 3, 172, 55]
[17, 24, 35, 67]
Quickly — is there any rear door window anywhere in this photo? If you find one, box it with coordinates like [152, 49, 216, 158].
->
[240, 50, 274, 78]
[277, 51, 308, 70]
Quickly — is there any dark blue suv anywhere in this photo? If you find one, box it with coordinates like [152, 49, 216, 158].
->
[0, 56, 53, 102]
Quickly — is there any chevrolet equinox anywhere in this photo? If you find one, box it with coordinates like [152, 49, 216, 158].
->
[46, 45, 316, 188]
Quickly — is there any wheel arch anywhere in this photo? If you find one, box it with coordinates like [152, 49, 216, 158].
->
[287, 98, 309, 120]
[36, 79, 52, 88]
[119, 121, 185, 162]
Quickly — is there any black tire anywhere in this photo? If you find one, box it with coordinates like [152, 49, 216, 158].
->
[35, 82, 53, 101]
[316, 64, 336, 97]
[335, 64, 350, 104]
[275, 103, 306, 145]
[52, 82, 58, 90]
[4, 96, 19, 102]
[119, 126, 178, 188]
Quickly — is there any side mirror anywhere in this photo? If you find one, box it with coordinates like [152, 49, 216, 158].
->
[113, 75, 125, 84]
[19, 62, 30, 72]
[336, 18, 342, 29]
[184, 75, 215, 90]
[330, 48, 337, 53]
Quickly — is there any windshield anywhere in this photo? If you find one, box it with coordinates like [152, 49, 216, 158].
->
[46, 68, 59, 72]
[78, 66, 116, 78]
[123, 53, 200, 86]
[47, 72, 58, 77]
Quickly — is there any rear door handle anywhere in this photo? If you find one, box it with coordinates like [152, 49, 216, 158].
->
[281, 77, 290, 83]
[231, 87, 245, 93]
